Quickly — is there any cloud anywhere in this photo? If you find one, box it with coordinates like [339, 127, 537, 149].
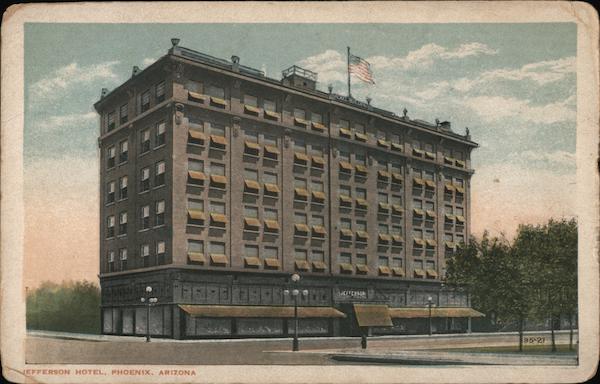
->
[453, 57, 575, 92]
[142, 57, 156, 67]
[461, 95, 575, 124]
[518, 150, 575, 167]
[298, 49, 346, 85]
[30, 61, 120, 101]
[368, 42, 497, 70]
[35, 112, 97, 131]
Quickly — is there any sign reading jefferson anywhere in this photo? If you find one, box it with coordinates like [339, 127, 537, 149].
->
[337, 289, 368, 300]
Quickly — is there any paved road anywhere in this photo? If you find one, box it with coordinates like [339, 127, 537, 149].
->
[26, 330, 577, 365]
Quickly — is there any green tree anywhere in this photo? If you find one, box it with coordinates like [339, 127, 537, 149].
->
[26, 280, 101, 334]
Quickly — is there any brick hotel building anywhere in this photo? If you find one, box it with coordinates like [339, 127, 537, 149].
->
[95, 39, 481, 339]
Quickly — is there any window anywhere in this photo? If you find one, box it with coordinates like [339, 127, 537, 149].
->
[339, 119, 350, 129]
[378, 159, 388, 171]
[210, 163, 225, 176]
[311, 250, 325, 261]
[340, 218, 352, 229]
[354, 123, 365, 133]
[155, 121, 166, 147]
[108, 250, 115, 272]
[209, 242, 226, 254]
[189, 159, 204, 172]
[264, 135, 277, 147]
[456, 207, 464, 216]
[378, 256, 389, 267]
[413, 199, 423, 209]
[425, 201, 435, 211]
[413, 229, 423, 239]
[445, 205, 454, 214]
[107, 146, 116, 168]
[339, 253, 352, 264]
[264, 99, 276, 112]
[311, 180, 324, 192]
[245, 245, 259, 258]
[244, 94, 258, 107]
[339, 150, 350, 162]
[455, 178, 464, 187]
[141, 90, 151, 112]
[107, 111, 116, 131]
[378, 223, 389, 234]
[391, 163, 402, 173]
[107, 181, 115, 204]
[155, 200, 165, 226]
[156, 81, 166, 103]
[295, 249, 308, 260]
[295, 212, 307, 223]
[311, 215, 325, 226]
[119, 212, 127, 235]
[120, 104, 128, 124]
[445, 233, 453, 242]
[207, 85, 225, 99]
[413, 259, 424, 270]
[187, 199, 204, 226]
[294, 178, 307, 189]
[119, 248, 128, 269]
[356, 254, 367, 265]
[186, 80, 203, 93]
[377, 130, 387, 140]
[392, 257, 403, 267]
[355, 152, 366, 165]
[293, 108, 306, 120]
[456, 234, 465, 244]
[210, 201, 226, 215]
[356, 220, 367, 232]
[311, 112, 322, 123]
[311, 144, 323, 156]
[424, 170, 434, 181]
[425, 230, 435, 240]
[263, 172, 277, 184]
[119, 140, 128, 163]
[264, 208, 277, 220]
[188, 240, 204, 254]
[426, 260, 435, 271]
[156, 241, 166, 264]
[210, 123, 226, 137]
[155, 161, 166, 186]
[141, 244, 150, 267]
[140, 167, 150, 192]
[106, 215, 115, 238]
[294, 138, 306, 153]
[244, 169, 258, 181]
[141, 129, 151, 153]
[391, 195, 402, 205]
[339, 185, 351, 197]
[245, 131, 259, 144]
[141, 205, 150, 229]
[378, 193, 389, 204]
[244, 206, 259, 218]
[264, 247, 278, 259]
[355, 187, 367, 200]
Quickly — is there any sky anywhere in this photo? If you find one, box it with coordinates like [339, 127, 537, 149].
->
[23, 23, 577, 288]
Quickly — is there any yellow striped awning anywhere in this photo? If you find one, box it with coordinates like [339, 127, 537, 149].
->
[294, 152, 309, 163]
[187, 91, 206, 103]
[353, 304, 393, 327]
[311, 121, 327, 131]
[264, 110, 280, 120]
[244, 179, 260, 192]
[244, 257, 261, 267]
[210, 96, 227, 107]
[339, 263, 353, 273]
[339, 128, 352, 138]
[187, 209, 205, 221]
[187, 252, 206, 263]
[243, 104, 261, 115]
[210, 253, 228, 266]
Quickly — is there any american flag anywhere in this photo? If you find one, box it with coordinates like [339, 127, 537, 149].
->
[349, 54, 375, 84]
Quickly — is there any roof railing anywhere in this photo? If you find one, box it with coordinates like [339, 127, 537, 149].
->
[282, 65, 318, 81]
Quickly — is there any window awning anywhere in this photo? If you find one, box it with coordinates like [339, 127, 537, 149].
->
[210, 213, 227, 224]
[294, 188, 309, 199]
[391, 172, 403, 183]
[392, 234, 404, 244]
[455, 215, 465, 223]
[426, 269, 438, 278]
[353, 304, 393, 327]
[210, 174, 227, 186]
[354, 132, 368, 142]
[187, 252, 206, 263]
[312, 225, 327, 236]
[445, 241, 456, 248]
[413, 238, 425, 247]
[180, 305, 346, 319]
[355, 164, 368, 174]
[210, 135, 227, 146]
[445, 213, 455, 221]
[244, 179, 260, 192]
[188, 170, 206, 181]
[312, 156, 325, 166]
[425, 151, 436, 160]
[339, 128, 352, 138]
[244, 104, 261, 115]
[264, 183, 280, 194]
[378, 170, 390, 179]
[210, 253, 228, 266]
[264, 258, 280, 268]
[339, 194, 352, 204]
[455, 186, 465, 194]
[378, 202, 390, 211]
[188, 91, 206, 103]
[444, 156, 454, 164]
[294, 152, 309, 163]
[413, 177, 425, 186]
[294, 223, 309, 233]
[413, 208, 425, 217]
[312, 191, 326, 201]
[392, 267, 405, 277]
[425, 180, 436, 189]
[378, 233, 391, 243]
[412, 148, 424, 156]
[413, 268, 426, 277]
[378, 266, 391, 276]
[244, 217, 260, 229]
[189, 129, 206, 141]
[264, 110, 280, 120]
[392, 204, 404, 215]
[210, 96, 228, 107]
[426, 210, 437, 218]
[355, 230, 369, 240]
[244, 257, 261, 267]
[391, 143, 403, 151]
[339, 161, 353, 171]
[264, 219, 280, 231]
[295, 260, 310, 271]
[311, 121, 326, 131]
[377, 139, 390, 148]
[388, 307, 485, 318]
[188, 209, 205, 221]
[244, 141, 260, 152]
[264, 145, 280, 156]
[340, 228, 353, 238]
[356, 264, 369, 274]
[444, 184, 455, 193]
[455, 160, 466, 168]
[339, 263, 353, 273]
[294, 117, 309, 127]
[355, 198, 368, 209]
[312, 260, 327, 271]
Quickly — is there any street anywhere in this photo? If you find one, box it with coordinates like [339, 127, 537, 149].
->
[26, 330, 578, 365]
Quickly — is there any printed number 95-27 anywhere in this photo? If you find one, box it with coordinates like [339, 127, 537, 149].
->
[523, 337, 545, 344]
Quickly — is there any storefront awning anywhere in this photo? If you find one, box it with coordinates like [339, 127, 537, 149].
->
[179, 305, 346, 319]
[353, 304, 393, 327]
[388, 307, 485, 319]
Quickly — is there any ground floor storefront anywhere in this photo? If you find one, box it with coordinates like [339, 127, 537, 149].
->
[100, 268, 483, 338]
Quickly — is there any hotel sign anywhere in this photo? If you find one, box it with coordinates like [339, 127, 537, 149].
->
[336, 289, 368, 300]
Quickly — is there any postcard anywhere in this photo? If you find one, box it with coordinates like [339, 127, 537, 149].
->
[1, 1, 598, 383]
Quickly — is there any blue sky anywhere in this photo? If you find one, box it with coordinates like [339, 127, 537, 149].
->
[23, 23, 577, 285]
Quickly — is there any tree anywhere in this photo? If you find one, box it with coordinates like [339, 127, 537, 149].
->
[26, 280, 101, 334]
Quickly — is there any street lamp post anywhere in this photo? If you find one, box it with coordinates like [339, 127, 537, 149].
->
[283, 273, 308, 352]
[140, 286, 158, 342]
[427, 296, 434, 336]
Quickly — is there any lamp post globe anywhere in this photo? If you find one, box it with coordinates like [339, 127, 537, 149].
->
[146, 286, 153, 293]
[291, 273, 300, 283]
[302, 290, 309, 296]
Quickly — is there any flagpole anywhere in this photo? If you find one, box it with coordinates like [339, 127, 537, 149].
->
[347, 46, 351, 98]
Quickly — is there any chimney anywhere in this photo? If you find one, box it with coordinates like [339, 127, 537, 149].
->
[231, 55, 240, 72]
[101, 88, 109, 99]
[132, 66, 141, 77]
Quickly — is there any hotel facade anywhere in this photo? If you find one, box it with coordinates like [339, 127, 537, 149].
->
[95, 40, 480, 339]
